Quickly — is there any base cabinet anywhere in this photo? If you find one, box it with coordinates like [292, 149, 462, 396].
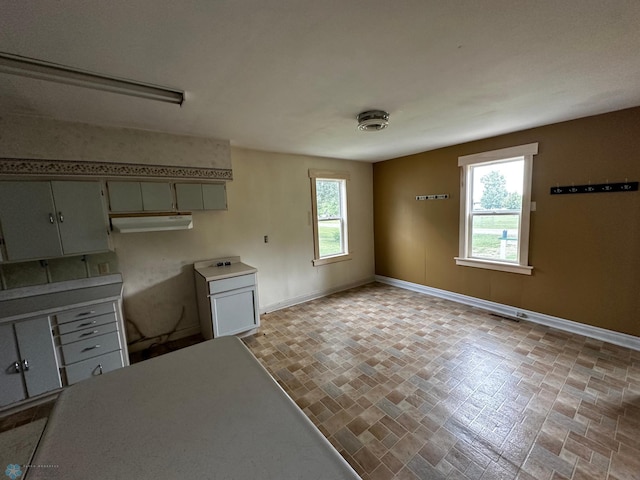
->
[0, 317, 61, 408]
[194, 264, 260, 340]
[0, 275, 128, 410]
[52, 301, 128, 386]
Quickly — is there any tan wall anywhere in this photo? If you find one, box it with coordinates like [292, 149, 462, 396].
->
[373, 107, 640, 337]
[115, 147, 375, 341]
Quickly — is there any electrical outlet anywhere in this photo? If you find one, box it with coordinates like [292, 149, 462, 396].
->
[264, 235, 269, 243]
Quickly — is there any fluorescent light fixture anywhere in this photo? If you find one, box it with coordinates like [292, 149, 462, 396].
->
[0, 52, 184, 105]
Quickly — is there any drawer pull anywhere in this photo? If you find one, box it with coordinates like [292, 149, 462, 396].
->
[22, 359, 29, 371]
[80, 330, 99, 337]
[78, 320, 97, 328]
[14, 361, 20, 373]
[98, 364, 103, 375]
[77, 311, 96, 317]
[82, 345, 101, 352]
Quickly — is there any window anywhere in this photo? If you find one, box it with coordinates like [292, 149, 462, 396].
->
[309, 169, 351, 266]
[455, 143, 538, 275]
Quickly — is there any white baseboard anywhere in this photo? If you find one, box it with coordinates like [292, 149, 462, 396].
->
[261, 276, 376, 314]
[375, 275, 640, 352]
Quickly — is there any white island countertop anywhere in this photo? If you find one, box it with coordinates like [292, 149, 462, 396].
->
[27, 337, 360, 480]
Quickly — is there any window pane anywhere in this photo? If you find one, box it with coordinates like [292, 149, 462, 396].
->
[471, 159, 524, 212]
[316, 180, 342, 220]
[470, 214, 520, 262]
[318, 219, 344, 257]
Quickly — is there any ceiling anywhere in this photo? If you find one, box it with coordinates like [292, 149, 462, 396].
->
[1, 1, 639, 162]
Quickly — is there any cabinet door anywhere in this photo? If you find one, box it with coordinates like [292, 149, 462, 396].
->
[51, 181, 110, 255]
[175, 184, 204, 211]
[0, 323, 26, 407]
[141, 183, 173, 211]
[202, 184, 227, 210]
[107, 182, 143, 212]
[210, 287, 258, 337]
[0, 181, 63, 260]
[14, 317, 61, 398]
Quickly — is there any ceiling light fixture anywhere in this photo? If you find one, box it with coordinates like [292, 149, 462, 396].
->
[0, 52, 184, 105]
[357, 110, 389, 131]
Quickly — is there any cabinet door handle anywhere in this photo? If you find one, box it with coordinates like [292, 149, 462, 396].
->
[98, 364, 103, 375]
[49, 213, 55, 224]
[22, 359, 29, 371]
[78, 320, 97, 328]
[80, 330, 99, 337]
[82, 345, 100, 352]
[58, 211, 64, 223]
[14, 361, 20, 373]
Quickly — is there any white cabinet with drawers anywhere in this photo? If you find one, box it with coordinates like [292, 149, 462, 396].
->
[0, 274, 128, 409]
[52, 301, 127, 385]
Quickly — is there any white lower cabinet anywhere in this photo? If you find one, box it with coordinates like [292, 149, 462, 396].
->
[0, 275, 128, 410]
[0, 317, 61, 408]
[194, 261, 260, 340]
[52, 301, 128, 385]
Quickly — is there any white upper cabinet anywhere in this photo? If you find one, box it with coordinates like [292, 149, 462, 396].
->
[108, 181, 173, 212]
[175, 183, 227, 211]
[0, 181, 110, 262]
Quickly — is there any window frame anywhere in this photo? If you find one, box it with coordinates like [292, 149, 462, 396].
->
[309, 169, 351, 266]
[455, 143, 538, 275]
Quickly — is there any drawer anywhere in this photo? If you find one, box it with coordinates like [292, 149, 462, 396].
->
[60, 332, 121, 365]
[55, 302, 115, 325]
[64, 350, 124, 385]
[57, 312, 117, 335]
[208, 274, 255, 294]
[59, 322, 118, 345]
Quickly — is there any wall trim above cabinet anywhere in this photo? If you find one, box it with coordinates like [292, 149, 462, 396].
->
[0, 158, 232, 181]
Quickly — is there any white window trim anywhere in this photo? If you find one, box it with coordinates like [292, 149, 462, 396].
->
[309, 169, 352, 266]
[455, 143, 538, 275]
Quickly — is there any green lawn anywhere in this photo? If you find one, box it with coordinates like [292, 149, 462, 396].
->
[471, 215, 519, 261]
[471, 233, 518, 261]
[318, 220, 343, 257]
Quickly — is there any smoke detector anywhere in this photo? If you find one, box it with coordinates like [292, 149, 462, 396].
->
[357, 110, 389, 131]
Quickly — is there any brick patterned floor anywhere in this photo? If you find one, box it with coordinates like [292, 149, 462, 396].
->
[242, 282, 640, 480]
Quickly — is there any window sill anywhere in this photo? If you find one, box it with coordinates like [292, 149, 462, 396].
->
[313, 254, 352, 266]
[454, 257, 533, 275]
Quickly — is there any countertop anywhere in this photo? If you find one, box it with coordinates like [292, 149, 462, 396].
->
[194, 261, 257, 282]
[0, 274, 123, 323]
[27, 337, 360, 480]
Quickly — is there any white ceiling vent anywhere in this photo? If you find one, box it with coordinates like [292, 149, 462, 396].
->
[357, 110, 390, 131]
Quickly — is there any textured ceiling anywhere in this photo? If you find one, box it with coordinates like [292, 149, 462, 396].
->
[1, 1, 639, 162]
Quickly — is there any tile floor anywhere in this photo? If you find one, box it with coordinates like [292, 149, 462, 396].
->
[242, 282, 640, 480]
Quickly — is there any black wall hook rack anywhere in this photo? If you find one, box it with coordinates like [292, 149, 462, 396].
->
[550, 181, 638, 195]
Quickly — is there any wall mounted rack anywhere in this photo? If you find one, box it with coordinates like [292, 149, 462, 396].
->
[550, 181, 637, 195]
[416, 194, 449, 200]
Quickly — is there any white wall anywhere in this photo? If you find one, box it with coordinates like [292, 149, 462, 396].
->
[114, 147, 375, 345]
